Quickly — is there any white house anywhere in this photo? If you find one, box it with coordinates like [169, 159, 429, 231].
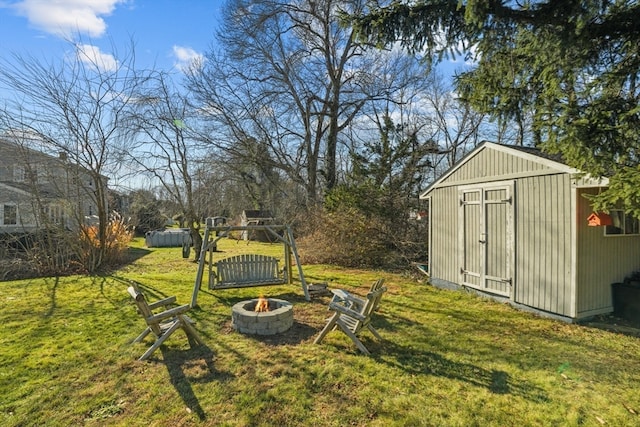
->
[0, 137, 107, 233]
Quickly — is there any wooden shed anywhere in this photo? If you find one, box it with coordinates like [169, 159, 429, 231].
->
[240, 210, 276, 242]
[421, 141, 640, 321]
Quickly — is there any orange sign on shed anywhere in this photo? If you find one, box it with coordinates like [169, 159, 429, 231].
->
[587, 212, 613, 226]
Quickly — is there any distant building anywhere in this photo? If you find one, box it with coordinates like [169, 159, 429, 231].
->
[0, 137, 108, 233]
[240, 210, 275, 242]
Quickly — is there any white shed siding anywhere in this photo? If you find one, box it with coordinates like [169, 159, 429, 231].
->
[444, 146, 547, 183]
[429, 186, 459, 284]
[514, 174, 574, 317]
[575, 188, 640, 317]
[424, 142, 640, 320]
[429, 144, 571, 303]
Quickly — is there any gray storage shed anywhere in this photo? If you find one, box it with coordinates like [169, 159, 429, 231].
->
[421, 141, 640, 321]
[240, 210, 275, 242]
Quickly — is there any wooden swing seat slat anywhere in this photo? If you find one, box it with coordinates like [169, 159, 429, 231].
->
[209, 253, 286, 289]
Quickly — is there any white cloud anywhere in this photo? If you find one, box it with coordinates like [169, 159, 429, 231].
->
[75, 43, 118, 72]
[11, 0, 126, 38]
[172, 45, 204, 72]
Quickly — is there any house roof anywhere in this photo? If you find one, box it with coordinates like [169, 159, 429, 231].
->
[0, 180, 61, 198]
[0, 137, 109, 182]
[0, 181, 33, 197]
[420, 141, 608, 199]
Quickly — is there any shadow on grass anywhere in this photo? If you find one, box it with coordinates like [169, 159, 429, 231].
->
[121, 278, 234, 421]
[376, 340, 548, 402]
[242, 320, 318, 346]
[160, 344, 234, 421]
[93, 246, 153, 278]
[43, 276, 60, 317]
[122, 246, 152, 265]
[582, 315, 640, 338]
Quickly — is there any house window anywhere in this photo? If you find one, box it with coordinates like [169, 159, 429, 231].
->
[3, 204, 17, 225]
[37, 168, 48, 184]
[13, 166, 25, 182]
[13, 165, 39, 183]
[46, 204, 64, 225]
[605, 210, 640, 236]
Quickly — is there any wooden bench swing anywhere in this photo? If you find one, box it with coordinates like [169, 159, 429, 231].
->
[190, 217, 309, 307]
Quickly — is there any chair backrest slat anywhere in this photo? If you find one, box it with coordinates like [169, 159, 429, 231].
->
[360, 287, 386, 320]
[128, 286, 162, 336]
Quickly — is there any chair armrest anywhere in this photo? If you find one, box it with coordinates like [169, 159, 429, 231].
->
[146, 304, 191, 324]
[330, 289, 353, 307]
[328, 301, 366, 322]
[330, 289, 350, 301]
[148, 296, 177, 310]
[331, 289, 366, 305]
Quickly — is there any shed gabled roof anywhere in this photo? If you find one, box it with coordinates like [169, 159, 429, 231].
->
[420, 141, 608, 199]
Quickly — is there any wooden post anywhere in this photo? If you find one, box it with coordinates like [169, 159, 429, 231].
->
[287, 226, 309, 300]
[191, 225, 211, 307]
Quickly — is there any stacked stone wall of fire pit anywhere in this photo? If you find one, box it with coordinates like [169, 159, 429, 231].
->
[232, 298, 294, 335]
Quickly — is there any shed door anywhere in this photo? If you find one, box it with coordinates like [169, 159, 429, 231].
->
[460, 183, 513, 297]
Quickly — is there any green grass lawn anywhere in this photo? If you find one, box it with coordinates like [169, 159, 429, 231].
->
[1, 237, 640, 426]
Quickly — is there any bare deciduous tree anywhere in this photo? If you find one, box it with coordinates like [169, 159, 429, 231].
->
[0, 40, 149, 272]
[419, 72, 485, 181]
[124, 71, 206, 260]
[187, 0, 379, 208]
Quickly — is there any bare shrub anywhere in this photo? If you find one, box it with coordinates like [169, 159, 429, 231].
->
[0, 231, 79, 279]
[297, 208, 401, 268]
[0, 213, 134, 281]
[0, 258, 37, 281]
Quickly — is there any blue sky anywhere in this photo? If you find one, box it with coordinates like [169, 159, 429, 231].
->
[0, 0, 472, 85]
[0, 0, 222, 74]
[0, 0, 471, 76]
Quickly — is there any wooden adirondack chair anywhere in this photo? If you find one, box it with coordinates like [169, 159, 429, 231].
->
[128, 286, 203, 361]
[329, 278, 385, 313]
[314, 280, 387, 355]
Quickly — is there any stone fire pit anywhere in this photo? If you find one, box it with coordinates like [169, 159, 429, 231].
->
[231, 298, 293, 335]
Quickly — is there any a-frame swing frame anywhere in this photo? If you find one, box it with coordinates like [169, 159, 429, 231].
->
[191, 218, 309, 307]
